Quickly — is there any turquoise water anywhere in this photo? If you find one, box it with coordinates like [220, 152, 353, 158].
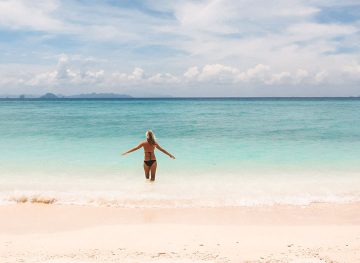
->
[1, 98, 360, 206]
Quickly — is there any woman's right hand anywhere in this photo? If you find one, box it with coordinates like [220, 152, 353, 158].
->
[169, 154, 175, 159]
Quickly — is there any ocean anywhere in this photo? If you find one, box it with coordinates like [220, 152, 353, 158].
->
[1, 98, 360, 207]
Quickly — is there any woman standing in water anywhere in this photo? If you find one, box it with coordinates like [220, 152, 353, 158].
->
[122, 130, 175, 181]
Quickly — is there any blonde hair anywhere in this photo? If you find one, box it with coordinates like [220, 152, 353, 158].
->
[146, 130, 156, 145]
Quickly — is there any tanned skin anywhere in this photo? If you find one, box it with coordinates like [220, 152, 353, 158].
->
[122, 141, 175, 181]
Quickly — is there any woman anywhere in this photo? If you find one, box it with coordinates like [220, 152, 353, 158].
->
[122, 130, 175, 181]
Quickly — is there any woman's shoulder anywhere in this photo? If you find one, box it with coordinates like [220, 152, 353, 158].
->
[141, 141, 154, 147]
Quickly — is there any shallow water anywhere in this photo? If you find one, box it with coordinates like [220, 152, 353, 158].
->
[1, 98, 360, 207]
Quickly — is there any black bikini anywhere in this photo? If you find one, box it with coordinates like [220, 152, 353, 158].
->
[144, 152, 156, 167]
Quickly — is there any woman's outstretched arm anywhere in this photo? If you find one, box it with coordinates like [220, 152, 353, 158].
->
[156, 144, 175, 159]
[122, 142, 143, 156]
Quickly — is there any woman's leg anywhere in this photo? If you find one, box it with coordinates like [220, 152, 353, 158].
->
[150, 162, 157, 181]
[143, 162, 150, 179]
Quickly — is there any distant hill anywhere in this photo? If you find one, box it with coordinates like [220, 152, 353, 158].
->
[35, 92, 132, 99]
[66, 93, 132, 98]
[40, 93, 59, 99]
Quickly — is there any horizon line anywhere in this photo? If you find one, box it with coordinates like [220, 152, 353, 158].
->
[1, 96, 360, 99]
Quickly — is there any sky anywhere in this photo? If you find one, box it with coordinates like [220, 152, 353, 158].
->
[0, 0, 359, 97]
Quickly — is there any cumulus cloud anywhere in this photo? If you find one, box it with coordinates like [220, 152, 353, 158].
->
[184, 66, 200, 79]
[198, 64, 239, 81]
[129, 68, 145, 81]
[25, 54, 105, 87]
[237, 64, 270, 82]
[111, 68, 145, 84]
[2, 58, 359, 97]
[148, 73, 179, 84]
[9, 56, 354, 92]
[266, 72, 292, 85]
[182, 63, 334, 85]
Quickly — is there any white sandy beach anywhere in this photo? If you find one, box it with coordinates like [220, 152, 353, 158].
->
[1, 203, 360, 263]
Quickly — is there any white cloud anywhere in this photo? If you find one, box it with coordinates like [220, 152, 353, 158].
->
[266, 72, 292, 85]
[25, 55, 105, 87]
[26, 71, 57, 86]
[198, 64, 239, 81]
[182, 63, 338, 86]
[128, 68, 145, 81]
[286, 22, 357, 41]
[260, 69, 310, 86]
[56, 54, 70, 80]
[1, 58, 359, 96]
[344, 62, 360, 76]
[80, 70, 105, 84]
[314, 70, 328, 83]
[174, 0, 319, 35]
[237, 64, 271, 82]
[295, 69, 310, 83]
[184, 66, 200, 79]
[111, 67, 180, 85]
[0, 0, 64, 31]
[111, 67, 146, 83]
[148, 73, 179, 84]
[185, 63, 273, 84]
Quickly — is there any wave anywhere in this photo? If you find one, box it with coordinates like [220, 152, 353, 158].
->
[1, 191, 359, 208]
[2, 172, 360, 208]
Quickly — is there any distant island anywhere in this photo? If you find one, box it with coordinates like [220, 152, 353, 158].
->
[40, 93, 59, 99]
[1, 94, 360, 99]
[37, 93, 132, 99]
[66, 93, 132, 99]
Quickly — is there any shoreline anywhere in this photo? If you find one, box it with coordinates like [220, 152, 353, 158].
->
[1, 203, 360, 262]
[1, 202, 360, 232]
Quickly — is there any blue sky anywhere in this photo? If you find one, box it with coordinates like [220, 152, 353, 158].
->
[0, 0, 359, 96]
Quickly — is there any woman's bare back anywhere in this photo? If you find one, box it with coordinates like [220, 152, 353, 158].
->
[142, 141, 156, 161]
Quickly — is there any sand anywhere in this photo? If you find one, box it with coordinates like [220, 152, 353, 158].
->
[1, 203, 360, 262]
